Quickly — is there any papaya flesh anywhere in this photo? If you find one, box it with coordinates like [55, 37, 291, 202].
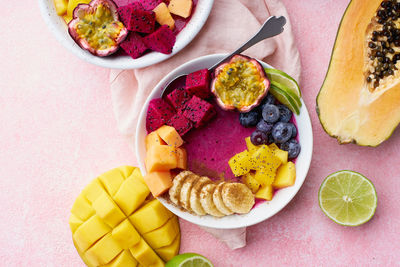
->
[317, 0, 400, 146]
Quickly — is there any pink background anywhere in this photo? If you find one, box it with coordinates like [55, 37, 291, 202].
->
[1, 0, 400, 266]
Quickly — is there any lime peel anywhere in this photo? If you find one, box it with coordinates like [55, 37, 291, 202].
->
[166, 253, 214, 267]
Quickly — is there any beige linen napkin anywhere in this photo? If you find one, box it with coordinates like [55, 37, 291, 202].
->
[109, 0, 300, 249]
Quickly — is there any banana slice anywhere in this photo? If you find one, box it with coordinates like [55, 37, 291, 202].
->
[179, 174, 199, 211]
[200, 184, 224, 217]
[213, 182, 233, 215]
[190, 176, 212, 215]
[169, 171, 192, 206]
[222, 183, 255, 214]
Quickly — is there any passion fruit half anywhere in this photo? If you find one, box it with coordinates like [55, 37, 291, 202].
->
[211, 55, 270, 112]
[68, 0, 128, 57]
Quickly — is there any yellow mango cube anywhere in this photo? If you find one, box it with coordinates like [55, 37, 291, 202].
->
[251, 145, 281, 171]
[129, 199, 173, 234]
[82, 178, 105, 204]
[155, 233, 181, 262]
[69, 214, 84, 234]
[103, 250, 138, 267]
[112, 219, 141, 249]
[114, 176, 150, 215]
[99, 168, 126, 196]
[71, 194, 95, 221]
[255, 184, 274, 200]
[131, 167, 146, 184]
[145, 145, 177, 172]
[63, 15, 72, 24]
[143, 216, 179, 249]
[273, 149, 288, 165]
[118, 166, 135, 179]
[228, 150, 253, 177]
[67, 0, 91, 17]
[156, 125, 183, 147]
[85, 233, 122, 266]
[54, 0, 68, 15]
[168, 0, 193, 18]
[145, 131, 166, 151]
[268, 143, 279, 151]
[245, 136, 258, 152]
[254, 168, 276, 186]
[176, 147, 187, 169]
[153, 2, 175, 30]
[129, 239, 164, 267]
[73, 215, 111, 251]
[242, 172, 260, 193]
[273, 162, 296, 189]
[144, 171, 173, 197]
[92, 192, 126, 228]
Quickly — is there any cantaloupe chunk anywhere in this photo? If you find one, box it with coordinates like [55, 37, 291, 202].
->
[92, 192, 126, 228]
[144, 171, 173, 197]
[54, 0, 68, 15]
[242, 172, 260, 193]
[103, 250, 138, 267]
[67, 0, 91, 17]
[145, 131, 166, 151]
[153, 2, 175, 30]
[255, 184, 274, 200]
[73, 215, 111, 251]
[145, 145, 177, 172]
[114, 176, 150, 216]
[156, 125, 184, 147]
[129, 239, 164, 267]
[129, 199, 173, 234]
[168, 0, 193, 18]
[272, 162, 296, 189]
[142, 216, 179, 249]
[112, 219, 141, 249]
[85, 233, 122, 266]
[155, 233, 181, 262]
[176, 147, 187, 169]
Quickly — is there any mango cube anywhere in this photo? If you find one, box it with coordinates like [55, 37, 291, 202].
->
[131, 167, 146, 184]
[268, 144, 288, 164]
[92, 192, 126, 228]
[54, 0, 68, 15]
[73, 215, 111, 251]
[254, 168, 276, 186]
[255, 185, 274, 200]
[143, 216, 179, 249]
[153, 2, 175, 30]
[228, 150, 253, 176]
[176, 147, 187, 169]
[129, 239, 164, 267]
[251, 145, 281, 171]
[144, 171, 173, 197]
[67, 0, 91, 17]
[245, 136, 258, 152]
[71, 194, 95, 221]
[273, 162, 296, 189]
[118, 166, 135, 179]
[103, 250, 138, 267]
[268, 143, 279, 151]
[146, 131, 166, 151]
[168, 0, 193, 18]
[85, 233, 122, 266]
[156, 125, 183, 147]
[242, 172, 260, 193]
[82, 178, 106, 204]
[155, 233, 181, 262]
[145, 145, 177, 172]
[112, 219, 141, 249]
[99, 168, 126, 196]
[69, 214, 84, 234]
[114, 176, 150, 215]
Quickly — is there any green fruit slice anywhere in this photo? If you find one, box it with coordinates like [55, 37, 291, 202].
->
[269, 85, 300, 115]
[270, 81, 302, 109]
[166, 253, 214, 267]
[264, 68, 301, 97]
[318, 170, 377, 226]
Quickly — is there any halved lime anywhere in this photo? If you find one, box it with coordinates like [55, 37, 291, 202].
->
[264, 68, 301, 97]
[269, 84, 300, 115]
[166, 253, 214, 267]
[318, 170, 377, 226]
[270, 81, 302, 109]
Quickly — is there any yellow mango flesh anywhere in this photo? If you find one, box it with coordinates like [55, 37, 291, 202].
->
[54, 0, 68, 15]
[103, 250, 138, 267]
[85, 233, 122, 266]
[272, 162, 296, 189]
[254, 168, 276, 186]
[155, 233, 181, 262]
[251, 145, 281, 171]
[92, 192, 126, 228]
[228, 150, 253, 176]
[143, 216, 180, 249]
[145, 145, 178, 172]
[111, 219, 141, 249]
[242, 172, 260, 193]
[144, 171, 173, 197]
[255, 185, 274, 201]
[156, 125, 183, 147]
[67, 0, 91, 17]
[129, 239, 164, 267]
[153, 2, 175, 30]
[168, 0, 193, 18]
[245, 136, 257, 152]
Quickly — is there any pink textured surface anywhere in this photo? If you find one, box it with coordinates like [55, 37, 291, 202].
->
[1, 1, 400, 266]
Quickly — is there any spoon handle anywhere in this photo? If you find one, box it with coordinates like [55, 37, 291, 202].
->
[209, 16, 287, 72]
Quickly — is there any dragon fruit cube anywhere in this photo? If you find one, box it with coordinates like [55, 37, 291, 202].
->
[166, 88, 192, 111]
[146, 98, 175, 132]
[185, 69, 211, 99]
[183, 96, 216, 128]
[139, 0, 163, 10]
[167, 112, 193, 136]
[143, 25, 176, 54]
[117, 2, 144, 27]
[120, 33, 148, 59]
[126, 9, 156, 33]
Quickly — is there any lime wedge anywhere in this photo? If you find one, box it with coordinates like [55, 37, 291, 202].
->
[264, 68, 301, 97]
[270, 81, 302, 109]
[269, 84, 300, 115]
[166, 253, 214, 267]
[318, 170, 377, 226]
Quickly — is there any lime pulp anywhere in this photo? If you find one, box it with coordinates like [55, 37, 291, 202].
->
[264, 68, 301, 97]
[166, 253, 214, 267]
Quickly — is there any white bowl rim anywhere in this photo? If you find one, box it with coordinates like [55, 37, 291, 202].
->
[135, 53, 313, 229]
[38, 0, 214, 69]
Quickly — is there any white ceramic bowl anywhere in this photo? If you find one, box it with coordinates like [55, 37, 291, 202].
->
[136, 54, 313, 229]
[38, 0, 214, 69]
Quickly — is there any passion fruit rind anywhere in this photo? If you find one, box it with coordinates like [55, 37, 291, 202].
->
[68, 0, 128, 57]
[211, 54, 270, 112]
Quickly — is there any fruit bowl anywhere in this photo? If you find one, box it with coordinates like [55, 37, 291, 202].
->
[136, 54, 313, 229]
[38, 0, 214, 69]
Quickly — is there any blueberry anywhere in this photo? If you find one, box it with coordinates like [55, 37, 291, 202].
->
[277, 104, 292, 122]
[262, 104, 280, 123]
[239, 110, 259, 127]
[287, 123, 297, 138]
[262, 93, 276, 106]
[281, 139, 301, 159]
[256, 120, 273, 134]
[250, 130, 268, 145]
[271, 122, 292, 143]
[267, 134, 275, 144]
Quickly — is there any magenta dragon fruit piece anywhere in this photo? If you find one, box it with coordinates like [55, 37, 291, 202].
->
[117, 2, 143, 27]
[185, 69, 211, 99]
[125, 9, 156, 33]
[137, 0, 162, 10]
[166, 88, 192, 111]
[120, 33, 148, 59]
[146, 98, 175, 132]
[183, 96, 216, 128]
[167, 112, 194, 136]
[143, 25, 176, 54]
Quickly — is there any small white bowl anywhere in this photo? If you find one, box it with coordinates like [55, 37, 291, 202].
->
[136, 54, 313, 229]
[38, 0, 214, 69]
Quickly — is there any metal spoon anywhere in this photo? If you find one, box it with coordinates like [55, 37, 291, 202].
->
[161, 15, 287, 98]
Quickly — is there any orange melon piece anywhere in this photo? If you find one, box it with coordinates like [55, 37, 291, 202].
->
[153, 2, 175, 30]
[176, 147, 187, 169]
[145, 145, 177, 172]
[168, 0, 193, 18]
[145, 131, 166, 151]
[156, 125, 183, 147]
[144, 171, 173, 197]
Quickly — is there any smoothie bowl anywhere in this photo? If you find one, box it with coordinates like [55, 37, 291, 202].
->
[38, 0, 213, 69]
[136, 54, 313, 229]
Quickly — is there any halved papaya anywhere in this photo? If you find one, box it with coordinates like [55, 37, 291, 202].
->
[317, 0, 400, 146]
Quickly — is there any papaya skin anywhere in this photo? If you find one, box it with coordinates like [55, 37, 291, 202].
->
[316, 0, 400, 147]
